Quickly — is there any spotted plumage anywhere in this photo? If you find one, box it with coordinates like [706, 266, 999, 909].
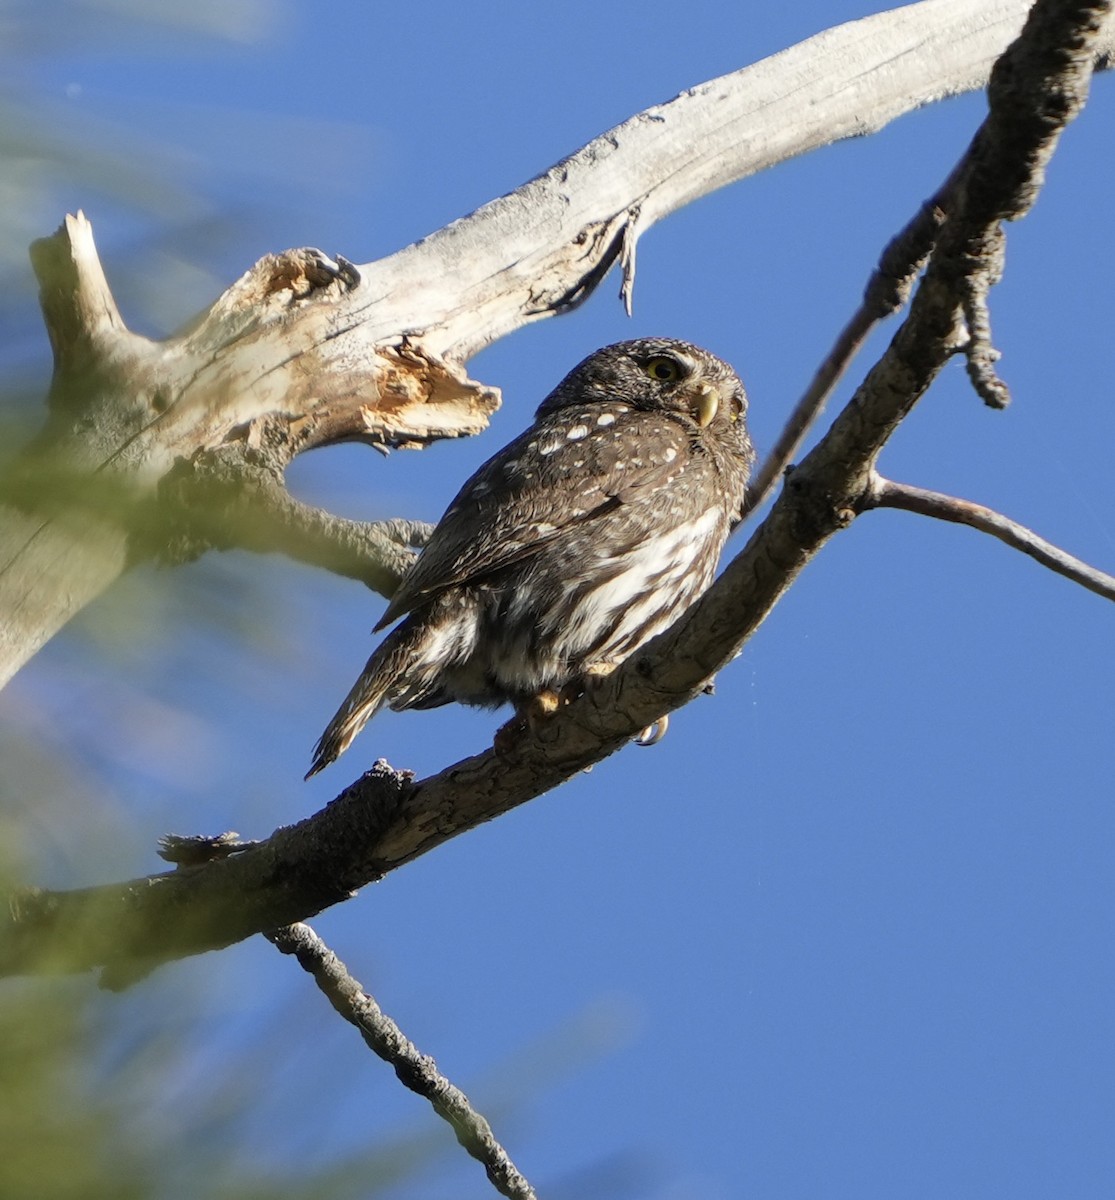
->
[307, 337, 754, 776]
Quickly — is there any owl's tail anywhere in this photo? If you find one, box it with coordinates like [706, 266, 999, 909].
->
[306, 621, 422, 779]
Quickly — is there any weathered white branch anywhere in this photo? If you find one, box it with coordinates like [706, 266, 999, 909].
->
[375, 0, 1115, 361]
[2, 0, 1112, 693]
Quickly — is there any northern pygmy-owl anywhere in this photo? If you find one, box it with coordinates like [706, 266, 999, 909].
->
[308, 337, 754, 776]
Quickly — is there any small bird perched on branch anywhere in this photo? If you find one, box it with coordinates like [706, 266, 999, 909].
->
[308, 337, 754, 776]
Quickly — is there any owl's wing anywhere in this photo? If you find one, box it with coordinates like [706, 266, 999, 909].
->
[376, 410, 690, 629]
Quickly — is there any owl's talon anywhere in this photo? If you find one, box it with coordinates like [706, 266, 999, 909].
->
[528, 690, 562, 723]
[635, 714, 669, 746]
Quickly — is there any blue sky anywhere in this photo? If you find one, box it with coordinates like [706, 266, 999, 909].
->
[3, 2, 1115, 1197]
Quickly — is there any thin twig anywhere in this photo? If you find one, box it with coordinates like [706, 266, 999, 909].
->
[959, 228, 1012, 407]
[743, 0, 1109, 518]
[866, 475, 1115, 601]
[267, 922, 538, 1200]
[741, 304, 876, 519]
[741, 167, 956, 519]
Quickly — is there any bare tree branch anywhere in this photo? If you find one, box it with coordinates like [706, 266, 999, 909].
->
[0, 0, 1108, 982]
[742, 165, 959, 518]
[151, 444, 432, 595]
[745, 0, 1111, 511]
[3, 0, 1113, 689]
[268, 923, 537, 1200]
[864, 475, 1115, 601]
[0, 244, 501, 688]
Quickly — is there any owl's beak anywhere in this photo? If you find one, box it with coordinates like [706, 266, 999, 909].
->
[691, 380, 720, 428]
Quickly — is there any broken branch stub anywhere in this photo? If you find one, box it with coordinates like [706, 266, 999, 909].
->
[0, 215, 499, 688]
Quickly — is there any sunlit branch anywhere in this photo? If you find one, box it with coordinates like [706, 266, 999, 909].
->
[741, 166, 957, 519]
[4, 3, 1114, 689]
[865, 475, 1115, 602]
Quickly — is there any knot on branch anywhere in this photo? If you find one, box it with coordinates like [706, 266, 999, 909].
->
[193, 247, 361, 340]
[783, 464, 865, 543]
[526, 209, 630, 317]
[255, 249, 361, 300]
[158, 832, 253, 866]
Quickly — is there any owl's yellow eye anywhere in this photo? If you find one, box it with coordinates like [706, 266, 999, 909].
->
[644, 355, 682, 383]
[729, 396, 744, 422]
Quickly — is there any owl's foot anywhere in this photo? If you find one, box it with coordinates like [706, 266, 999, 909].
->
[635, 714, 669, 746]
[583, 662, 668, 745]
[528, 689, 563, 722]
[493, 689, 565, 753]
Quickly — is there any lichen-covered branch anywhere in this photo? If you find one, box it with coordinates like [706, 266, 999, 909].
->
[269, 923, 538, 1200]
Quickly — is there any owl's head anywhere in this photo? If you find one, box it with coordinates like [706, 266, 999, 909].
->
[535, 337, 749, 437]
